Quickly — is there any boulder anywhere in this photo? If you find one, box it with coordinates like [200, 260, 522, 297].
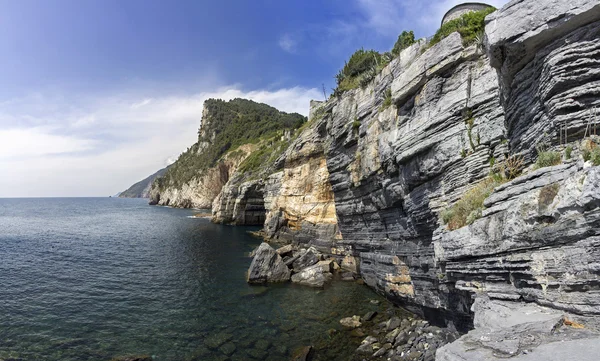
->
[292, 247, 319, 272]
[275, 244, 294, 257]
[247, 243, 291, 283]
[363, 311, 378, 322]
[315, 259, 334, 272]
[291, 264, 332, 288]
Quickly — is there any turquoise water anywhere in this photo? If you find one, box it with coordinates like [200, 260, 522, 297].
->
[0, 198, 386, 360]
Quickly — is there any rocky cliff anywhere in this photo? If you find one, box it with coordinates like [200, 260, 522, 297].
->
[212, 108, 341, 243]
[145, 0, 600, 357]
[147, 98, 305, 208]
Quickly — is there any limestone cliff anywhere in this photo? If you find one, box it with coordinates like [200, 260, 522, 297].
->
[148, 0, 600, 350]
[212, 109, 340, 244]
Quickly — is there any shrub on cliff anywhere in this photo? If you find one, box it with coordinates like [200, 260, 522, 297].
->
[534, 151, 562, 169]
[391, 30, 415, 56]
[582, 138, 600, 165]
[334, 49, 382, 95]
[237, 136, 290, 178]
[429, 7, 496, 47]
[441, 177, 502, 230]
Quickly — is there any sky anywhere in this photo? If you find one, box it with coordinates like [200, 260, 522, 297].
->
[0, 0, 509, 197]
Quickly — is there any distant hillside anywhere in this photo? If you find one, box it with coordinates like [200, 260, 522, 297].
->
[119, 167, 168, 198]
[148, 98, 307, 208]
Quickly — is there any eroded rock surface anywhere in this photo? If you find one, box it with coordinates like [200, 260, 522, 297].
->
[246, 243, 291, 283]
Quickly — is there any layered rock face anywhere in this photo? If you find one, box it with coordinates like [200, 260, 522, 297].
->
[486, 0, 600, 157]
[316, 0, 600, 331]
[143, 1, 600, 350]
[322, 33, 505, 327]
[212, 116, 340, 243]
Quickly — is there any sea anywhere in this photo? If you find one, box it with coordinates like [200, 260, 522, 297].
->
[0, 197, 388, 361]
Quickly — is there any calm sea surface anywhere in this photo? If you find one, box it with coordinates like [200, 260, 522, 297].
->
[0, 198, 387, 361]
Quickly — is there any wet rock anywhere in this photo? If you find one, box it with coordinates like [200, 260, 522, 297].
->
[372, 342, 392, 357]
[246, 348, 268, 360]
[340, 272, 355, 281]
[407, 350, 422, 360]
[254, 339, 271, 351]
[292, 248, 319, 272]
[204, 332, 233, 349]
[110, 356, 152, 361]
[350, 328, 366, 337]
[386, 317, 401, 331]
[363, 311, 378, 322]
[356, 343, 373, 355]
[291, 264, 332, 288]
[219, 342, 236, 356]
[291, 345, 313, 361]
[340, 315, 362, 328]
[247, 243, 291, 283]
[385, 328, 400, 344]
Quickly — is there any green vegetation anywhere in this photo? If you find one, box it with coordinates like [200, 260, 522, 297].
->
[237, 136, 290, 178]
[119, 167, 168, 198]
[380, 88, 393, 111]
[441, 177, 502, 230]
[391, 31, 416, 56]
[334, 49, 383, 95]
[565, 146, 573, 160]
[429, 7, 496, 47]
[443, 154, 524, 230]
[155, 98, 306, 189]
[332, 28, 416, 96]
[582, 138, 600, 165]
[534, 151, 562, 169]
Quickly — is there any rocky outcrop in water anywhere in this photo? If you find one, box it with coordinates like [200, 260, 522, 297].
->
[246, 243, 291, 283]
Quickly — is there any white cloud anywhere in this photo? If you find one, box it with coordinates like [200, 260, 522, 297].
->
[0, 85, 320, 197]
[0, 127, 96, 159]
[278, 34, 297, 53]
[130, 98, 153, 109]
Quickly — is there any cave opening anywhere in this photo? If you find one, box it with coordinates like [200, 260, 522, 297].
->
[242, 186, 266, 226]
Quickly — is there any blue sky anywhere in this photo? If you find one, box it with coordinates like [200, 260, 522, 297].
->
[0, 0, 509, 197]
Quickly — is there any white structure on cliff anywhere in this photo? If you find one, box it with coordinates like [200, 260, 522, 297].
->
[441, 2, 494, 25]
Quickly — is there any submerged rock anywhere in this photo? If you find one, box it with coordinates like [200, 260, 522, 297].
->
[340, 315, 362, 328]
[109, 356, 152, 361]
[247, 243, 291, 283]
[291, 345, 314, 361]
[204, 332, 233, 349]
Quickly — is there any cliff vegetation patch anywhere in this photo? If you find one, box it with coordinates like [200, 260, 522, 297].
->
[442, 155, 524, 230]
[155, 99, 305, 190]
[534, 146, 562, 170]
[429, 7, 496, 47]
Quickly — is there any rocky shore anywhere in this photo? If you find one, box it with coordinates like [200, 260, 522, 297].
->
[246, 242, 464, 361]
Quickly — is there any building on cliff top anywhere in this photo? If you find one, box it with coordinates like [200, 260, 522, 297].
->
[441, 2, 494, 25]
